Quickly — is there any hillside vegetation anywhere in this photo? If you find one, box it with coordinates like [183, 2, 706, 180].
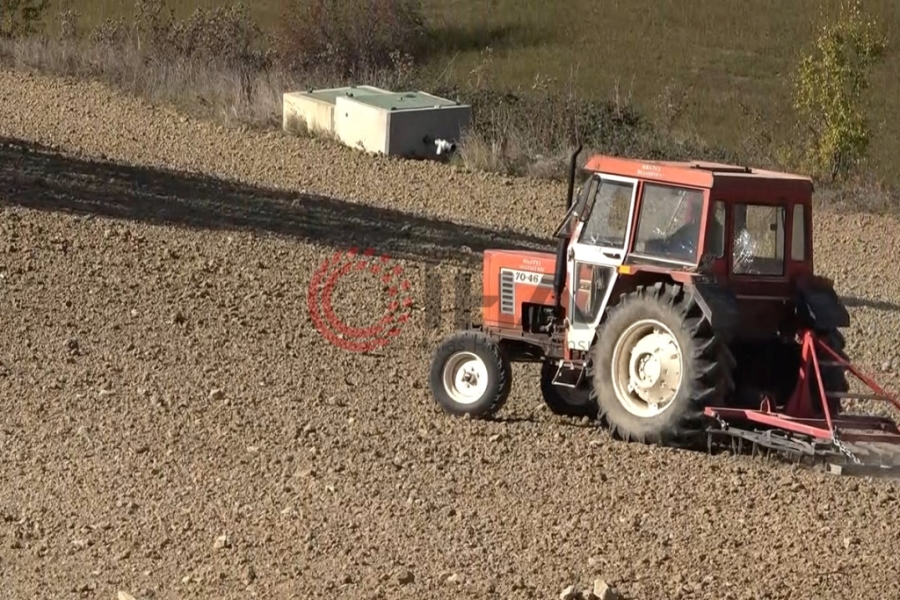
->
[0, 0, 896, 207]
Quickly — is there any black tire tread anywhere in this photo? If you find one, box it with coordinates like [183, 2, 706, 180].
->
[814, 328, 850, 415]
[589, 282, 731, 447]
[428, 330, 512, 418]
[539, 361, 599, 419]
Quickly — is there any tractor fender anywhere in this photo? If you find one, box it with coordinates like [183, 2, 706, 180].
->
[795, 282, 851, 330]
[683, 279, 741, 341]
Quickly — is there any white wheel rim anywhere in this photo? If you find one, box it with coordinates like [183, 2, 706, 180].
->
[610, 318, 683, 418]
[442, 351, 490, 405]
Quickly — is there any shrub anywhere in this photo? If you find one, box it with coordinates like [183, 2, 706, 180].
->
[437, 70, 736, 180]
[793, 0, 887, 182]
[99, 0, 268, 70]
[55, 1, 80, 41]
[447, 86, 646, 179]
[0, 0, 49, 38]
[274, 0, 430, 78]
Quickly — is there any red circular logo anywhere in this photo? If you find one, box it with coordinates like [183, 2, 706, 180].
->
[307, 247, 414, 352]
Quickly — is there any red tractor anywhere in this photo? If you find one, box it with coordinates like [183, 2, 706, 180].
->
[428, 148, 900, 471]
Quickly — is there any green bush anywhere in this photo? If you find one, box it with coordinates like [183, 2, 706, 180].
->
[95, 0, 268, 70]
[793, 0, 887, 182]
[274, 0, 429, 78]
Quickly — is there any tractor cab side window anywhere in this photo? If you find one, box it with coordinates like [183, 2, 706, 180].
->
[732, 204, 786, 276]
[577, 179, 634, 248]
[708, 201, 726, 258]
[632, 183, 706, 264]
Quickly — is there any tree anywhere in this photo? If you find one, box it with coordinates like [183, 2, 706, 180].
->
[793, 0, 887, 182]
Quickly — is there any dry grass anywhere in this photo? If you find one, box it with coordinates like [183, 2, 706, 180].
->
[1, 0, 897, 212]
[38, 0, 900, 182]
[2, 35, 283, 127]
[0, 1, 425, 128]
[2, 0, 713, 183]
[814, 171, 900, 214]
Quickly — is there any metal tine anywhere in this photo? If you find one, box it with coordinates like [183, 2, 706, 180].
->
[825, 392, 888, 401]
[817, 361, 846, 368]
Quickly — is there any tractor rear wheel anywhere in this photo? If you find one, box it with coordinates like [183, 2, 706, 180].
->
[730, 329, 848, 416]
[812, 328, 850, 415]
[429, 330, 512, 418]
[539, 361, 599, 419]
[591, 283, 732, 446]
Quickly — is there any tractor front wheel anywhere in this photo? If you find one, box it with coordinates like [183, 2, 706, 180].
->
[591, 283, 732, 446]
[429, 330, 512, 418]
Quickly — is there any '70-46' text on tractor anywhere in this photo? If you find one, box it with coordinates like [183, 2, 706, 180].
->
[428, 148, 900, 472]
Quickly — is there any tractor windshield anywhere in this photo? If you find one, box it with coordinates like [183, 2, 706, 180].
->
[631, 183, 709, 264]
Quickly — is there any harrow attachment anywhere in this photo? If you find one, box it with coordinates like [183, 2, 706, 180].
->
[705, 330, 900, 476]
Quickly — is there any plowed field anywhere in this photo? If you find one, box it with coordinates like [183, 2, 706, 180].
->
[1, 69, 899, 600]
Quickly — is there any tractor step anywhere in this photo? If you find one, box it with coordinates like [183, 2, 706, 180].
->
[552, 361, 586, 389]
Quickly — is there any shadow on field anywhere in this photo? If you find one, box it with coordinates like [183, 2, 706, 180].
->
[0, 137, 553, 265]
[841, 296, 900, 314]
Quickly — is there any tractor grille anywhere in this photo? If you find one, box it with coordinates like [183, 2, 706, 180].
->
[500, 270, 515, 315]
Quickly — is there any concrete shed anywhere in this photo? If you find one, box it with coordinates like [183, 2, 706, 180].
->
[333, 91, 471, 159]
[282, 85, 391, 134]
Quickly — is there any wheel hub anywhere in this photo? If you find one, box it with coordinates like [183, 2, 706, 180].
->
[627, 331, 680, 405]
[612, 320, 684, 417]
[442, 352, 489, 405]
[631, 350, 662, 390]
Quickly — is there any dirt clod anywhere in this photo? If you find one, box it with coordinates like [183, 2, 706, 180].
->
[214, 534, 230, 550]
[592, 579, 619, 600]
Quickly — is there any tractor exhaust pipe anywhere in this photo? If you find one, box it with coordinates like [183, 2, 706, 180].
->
[553, 143, 583, 316]
[565, 143, 583, 210]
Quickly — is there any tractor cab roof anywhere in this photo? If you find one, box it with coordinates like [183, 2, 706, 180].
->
[583, 154, 814, 191]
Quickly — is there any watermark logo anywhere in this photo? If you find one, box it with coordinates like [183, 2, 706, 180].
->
[308, 246, 587, 354]
[307, 247, 414, 353]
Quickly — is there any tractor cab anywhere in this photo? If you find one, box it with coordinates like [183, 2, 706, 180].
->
[556, 155, 818, 353]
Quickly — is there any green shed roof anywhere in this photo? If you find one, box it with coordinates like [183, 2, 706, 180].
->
[300, 86, 390, 104]
[349, 91, 462, 111]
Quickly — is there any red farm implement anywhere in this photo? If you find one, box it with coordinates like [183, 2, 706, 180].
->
[705, 329, 900, 474]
